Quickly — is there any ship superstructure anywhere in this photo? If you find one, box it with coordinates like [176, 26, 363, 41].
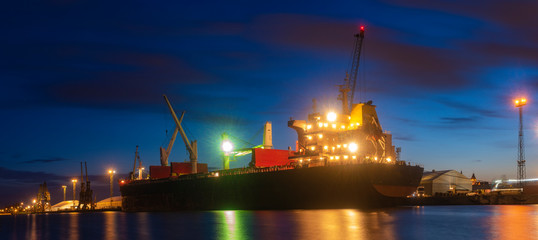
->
[289, 101, 396, 166]
[289, 26, 396, 167]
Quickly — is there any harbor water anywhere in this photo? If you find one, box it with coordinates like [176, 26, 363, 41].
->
[1, 205, 538, 240]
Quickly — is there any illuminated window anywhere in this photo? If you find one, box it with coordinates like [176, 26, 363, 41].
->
[318, 134, 323, 139]
[318, 123, 323, 127]
[337, 145, 341, 148]
[332, 124, 336, 129]
[343, 144, 347, 148]
[307, 136, 312, 140]
[335, 156, 340, 160]
[311, 146, 316, 151]
[343, 155, 348, 159]
[323, 123, 328, 127]
[307, 125, 312, 130]
[323, 146, 328, 150]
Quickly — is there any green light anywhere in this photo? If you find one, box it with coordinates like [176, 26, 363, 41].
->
[222, 140, 233, 153]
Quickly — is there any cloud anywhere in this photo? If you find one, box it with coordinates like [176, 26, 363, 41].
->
[382, 0, 538, 64]
[394, 135, 416, 141]
[1, 40, 215, 111]
[20, 157, 70, 164]
[440, 117, 476, 124]
[435, 98, 503, 118]
[246, 14, 356, 51]
[0, 167, 66, 183]
[242, 14, 478, 91]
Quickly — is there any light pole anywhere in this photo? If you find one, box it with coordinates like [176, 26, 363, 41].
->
[62, 185, 67, 202]
[514, 98, 527, 188]
[108, 170, 116, 206]
[72, 179, 77, 207]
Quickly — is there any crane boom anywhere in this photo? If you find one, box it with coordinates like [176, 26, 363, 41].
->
[348, 26, 365, 111]
[163, 95, 198, 173]
[132, 145, 138, 179]
[159, 112, 182, 166]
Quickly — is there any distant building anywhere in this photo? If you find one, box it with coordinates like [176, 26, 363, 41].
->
[96, 196, 122, 209]
[470, 173, 491, 193]
[50, 200, 79, 211]
[419, 170, 472, 196]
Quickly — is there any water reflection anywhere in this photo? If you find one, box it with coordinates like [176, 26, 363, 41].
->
[3, 206, 538, 240]
[104, 211, 117, 239]
[219, 210, 245, 240]
[488, 205, 538, 240]
[137, 212, 150, 240]
[69, 213, 79, 240]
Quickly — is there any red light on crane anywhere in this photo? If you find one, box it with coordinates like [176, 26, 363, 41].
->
[360, 26, 365, 31]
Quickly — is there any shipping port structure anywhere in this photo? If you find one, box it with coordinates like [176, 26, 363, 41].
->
[120, 27, 424, 211]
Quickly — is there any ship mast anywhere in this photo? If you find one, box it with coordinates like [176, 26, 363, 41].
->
[338, 26, 365, 114]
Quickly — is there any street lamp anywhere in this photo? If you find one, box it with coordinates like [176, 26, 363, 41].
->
[72, 179, 78, 207]
[62, 185, 67, 202]
[514, 98, 527, 187]
[108, 170, 116, 206]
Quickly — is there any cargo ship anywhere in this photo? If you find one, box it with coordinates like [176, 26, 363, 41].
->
[120, 27, 424, 211]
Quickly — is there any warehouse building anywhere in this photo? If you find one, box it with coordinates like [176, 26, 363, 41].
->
[419, 170, 472, 196]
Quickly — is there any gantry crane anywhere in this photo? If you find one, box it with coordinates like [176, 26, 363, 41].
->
[163, 95, 198, 173]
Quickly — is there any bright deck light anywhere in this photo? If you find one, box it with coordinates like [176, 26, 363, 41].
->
[348, 143, 358, 153]
[327, 112, 337, 122]
[222, 140, 233, 153]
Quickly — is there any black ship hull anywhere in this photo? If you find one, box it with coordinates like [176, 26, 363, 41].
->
[121, 163, 423, 211]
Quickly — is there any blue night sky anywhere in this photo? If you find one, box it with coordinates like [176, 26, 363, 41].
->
[1, 0, 538, 205]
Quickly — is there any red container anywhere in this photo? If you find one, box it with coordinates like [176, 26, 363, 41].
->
[150, 166, 171, 179]
[171, 162, 210, 175]
[197, 163, 208, 173]
[252, 148, 290, 167]
[171, 162, 191, 175]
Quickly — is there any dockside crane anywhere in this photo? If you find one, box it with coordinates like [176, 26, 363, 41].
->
[338, 26, 365, 114]
[77, 162, 94, 210]
[163, 95, 198, 174]
[159, 111, 182, 167]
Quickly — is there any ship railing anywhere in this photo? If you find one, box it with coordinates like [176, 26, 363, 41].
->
[213, 165, 295, 177]
[404, 162, 423, 168]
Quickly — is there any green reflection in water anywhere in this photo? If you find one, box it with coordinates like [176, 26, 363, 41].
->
[218, 210, 245, 240]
